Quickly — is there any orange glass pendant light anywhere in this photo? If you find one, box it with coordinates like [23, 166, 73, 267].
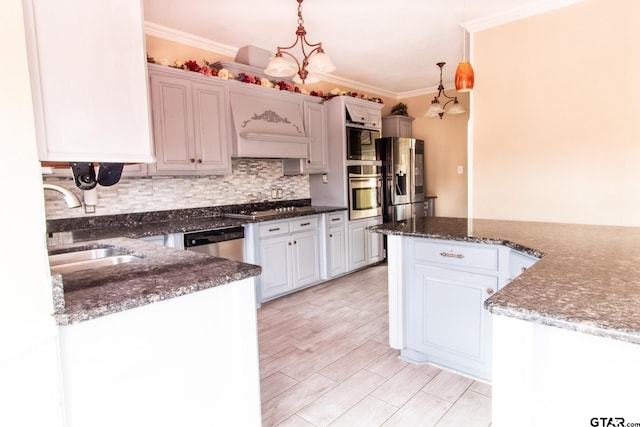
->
[455, 24, 474, 92]
[455, 60, 474, 92]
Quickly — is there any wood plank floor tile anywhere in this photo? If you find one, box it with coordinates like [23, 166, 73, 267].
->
[381, 391, 451, 427]
[422, 368, 475, 402]
[318, 339, 390, 382]
[297, 370, 388, 426]
[435, 390, 492, 427]
[261, 373, 337, 427]
[364, 348, 408, 379]
[329, 395, 398, 427]
[260, 372, 298, 404]
[371, 362, 442, 408]
[257, 264, 492, 426]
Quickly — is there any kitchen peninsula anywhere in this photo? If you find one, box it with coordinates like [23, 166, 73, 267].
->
[371, 217, 640, 426]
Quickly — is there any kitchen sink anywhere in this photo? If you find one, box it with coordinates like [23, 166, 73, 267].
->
[49, 247, 126, 266]
[49, 247, 142, 274]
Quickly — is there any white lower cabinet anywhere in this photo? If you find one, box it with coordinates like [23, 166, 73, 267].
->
[321, 211, 347, 279]
[250, 216, 321, 302]
[393, 237, 539, 382]
[404, 264, 497, 381]
[347, 216, 384, 272]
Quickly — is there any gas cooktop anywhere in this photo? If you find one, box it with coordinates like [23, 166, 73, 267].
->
[224, 206, 316, 220]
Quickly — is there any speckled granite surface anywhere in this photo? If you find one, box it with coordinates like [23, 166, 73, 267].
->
[48, 203, 347, 326]
[51, 237, 262, 325]
[371, 217, 640, 345]
[47, 201, 346, 242]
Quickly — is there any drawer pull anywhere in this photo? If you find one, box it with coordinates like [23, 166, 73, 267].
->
[300, 222, 311, 227]
[268, 227, 281, 232]
[331, 218, 341, 222]
[486, 288, 495, 295]
[440, 251, 465, 259]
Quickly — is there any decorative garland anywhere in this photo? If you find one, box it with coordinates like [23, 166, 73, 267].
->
[147, 56, 383, 104]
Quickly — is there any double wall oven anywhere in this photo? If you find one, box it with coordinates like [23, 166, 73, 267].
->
[346, 124, 383, 220]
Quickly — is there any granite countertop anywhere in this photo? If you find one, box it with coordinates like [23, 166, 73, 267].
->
[48, 203, 347, 326]
[51, 237, 262, 326]
[48, 203, 347, 242]
[371, 216, 640, 345]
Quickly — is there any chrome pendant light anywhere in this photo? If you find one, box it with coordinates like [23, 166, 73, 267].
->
[425, 62, 466, 119]
[264, 0, 335, 84]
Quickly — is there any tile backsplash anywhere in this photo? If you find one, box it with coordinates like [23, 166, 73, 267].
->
[43, 159, 310, 220]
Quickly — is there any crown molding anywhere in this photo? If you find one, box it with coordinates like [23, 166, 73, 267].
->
[144, 22, 238, 58]
[464, 0, 584, 33]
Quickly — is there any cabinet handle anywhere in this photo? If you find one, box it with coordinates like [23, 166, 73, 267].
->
[307, 160, 311, 163]
[268, 227, 281, 232]
[521, 267, 527, 272]
[293, 240, 297, 245]
[331, 218, 340, 222]
[300, 222, 311, 227]
[288, 242, 292, 246]
[198, 159, 203, 164]
[486, 288, 495, 295]
[439, 251, 465, 259]
[190, 158, 195, 163]
[329, 234, 333, 238]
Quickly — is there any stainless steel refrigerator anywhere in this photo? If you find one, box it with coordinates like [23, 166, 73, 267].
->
[376, 137, 426, 222]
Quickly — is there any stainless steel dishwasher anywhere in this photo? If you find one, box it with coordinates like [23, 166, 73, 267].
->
[183, 226, 244, 262]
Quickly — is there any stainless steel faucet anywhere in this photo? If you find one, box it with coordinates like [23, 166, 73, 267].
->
[43, 183, 82, 208]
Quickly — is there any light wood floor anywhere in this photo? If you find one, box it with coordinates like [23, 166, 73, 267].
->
[257, 263, 492, 427]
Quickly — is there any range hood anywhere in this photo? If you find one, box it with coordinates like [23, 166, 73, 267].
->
[229, 90, 311, 159]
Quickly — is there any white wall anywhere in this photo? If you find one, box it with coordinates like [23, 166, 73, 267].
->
[0, 0, 65, 425]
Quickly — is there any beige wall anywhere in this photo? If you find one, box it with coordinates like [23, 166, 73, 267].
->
[473, 0, 640, 226]
[400, 92, 470, 218]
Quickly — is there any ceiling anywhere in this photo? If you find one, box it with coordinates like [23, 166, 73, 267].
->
[142, 0, 581, 98]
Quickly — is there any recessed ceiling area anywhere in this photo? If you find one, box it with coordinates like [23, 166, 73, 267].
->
[142, 0, 582, 97]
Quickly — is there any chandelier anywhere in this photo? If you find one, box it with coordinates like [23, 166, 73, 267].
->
[264, 0, 335, 84]
[425, 62, 466, 119]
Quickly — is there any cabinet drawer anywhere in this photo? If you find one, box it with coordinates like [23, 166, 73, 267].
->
[258, 221, 289, 238]
[327, 212, 345, 226]
[413, 240, 499, 271]
[290, 216, 318, 232]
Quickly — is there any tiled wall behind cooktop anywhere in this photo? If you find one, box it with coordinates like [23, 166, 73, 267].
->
[43, 159, 310, 220]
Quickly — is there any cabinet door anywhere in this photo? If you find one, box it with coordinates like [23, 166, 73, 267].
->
[24, 0, 153, 163]
[192, 82, 232, 174]
[292, 230, 320, 288]
[259, 235, 293, 300]
[348, 221, 368, 271]
[405, 265, 497, 380]
[303, 101, 328, 173]
[329, 225, 347, 277]
[149, 74, 196, 172]
[367, 218, 385, 263]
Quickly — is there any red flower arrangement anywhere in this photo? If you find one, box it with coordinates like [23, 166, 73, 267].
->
[146, 55, 383, 103]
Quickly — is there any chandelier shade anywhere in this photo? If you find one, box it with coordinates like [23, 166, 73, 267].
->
[425, 62, 466, 119]
[264, 0, 335, 84]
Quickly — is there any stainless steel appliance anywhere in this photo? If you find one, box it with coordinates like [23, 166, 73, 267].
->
[183, 226, 244, 262]
[346, 125, 381, 161]
[347, 164, 383, 220]
[377, 137, 425, 222]
[224, 205, 316, 220]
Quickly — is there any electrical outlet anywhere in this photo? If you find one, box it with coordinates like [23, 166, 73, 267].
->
[322, 174, 328, 184]
[457, 165, 464, 175]
[271, 188, 277, 199]
[277, 188, 283, 198]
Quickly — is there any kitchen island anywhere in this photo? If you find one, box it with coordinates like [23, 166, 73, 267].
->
[50, 237, 263, 426]
[371, 217, 640, 426]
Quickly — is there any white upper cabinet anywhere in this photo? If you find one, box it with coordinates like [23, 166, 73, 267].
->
[147, 65, 232, 175]
[23, 0, 154, 163]
[283, 101, 328, 174]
